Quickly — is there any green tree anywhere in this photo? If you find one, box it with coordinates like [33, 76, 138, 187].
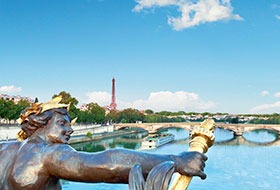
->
[143, 114, 157, 123]
[201, 112, 212, 117]
[53, 91, 79, 119]
[4, 100, 18, 122]
[88, 103, 106, 123]
[106, 109, 120, 123]
[144, 109, 154, 115]
[77, 110, 91, 123]
[156, 111, 173, 116]
[52, 91, 78, 106]
[119, 108, 144, 123]
[0, 99, 30, 123]
[176, 111, 186, 115]
[0, 99, 6, 119]
[14, 100, 31, 118]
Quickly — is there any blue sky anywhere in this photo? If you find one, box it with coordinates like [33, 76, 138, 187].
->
[0, 0, 280, 114]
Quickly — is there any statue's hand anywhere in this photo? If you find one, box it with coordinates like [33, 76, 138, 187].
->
[172, 151, 207, 180]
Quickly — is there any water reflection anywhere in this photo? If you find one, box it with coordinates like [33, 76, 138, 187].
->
[158, 127, 189, 141]
[214, 127, 234, 142]
[72, 128, 190, 152]
[72, 136, 141, 152]
[216, 136, 280, 146]
[71, 128, 280, 153]
[243, 129, 279, 143]
[215, 128, 280, 146]
[65, 127, 280, 190]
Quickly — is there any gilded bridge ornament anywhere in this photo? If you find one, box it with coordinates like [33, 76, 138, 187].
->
[128, 119, 215, 190]
[169, 119, 215, 190]
[0, 97, 208, 190]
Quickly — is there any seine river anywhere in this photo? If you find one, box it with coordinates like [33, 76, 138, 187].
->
[63, 127, 280, 190]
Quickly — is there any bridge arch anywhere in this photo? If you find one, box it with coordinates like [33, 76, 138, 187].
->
[114, 123, 198, 134]
[215, 135, 280, 146]
[243, 127, 280, 135]
[114, 122, 280, 136]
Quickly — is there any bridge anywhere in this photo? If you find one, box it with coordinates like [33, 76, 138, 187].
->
[175, 136, 280, 147]
[114, 122, 280, 136]
[215, 136, 280, 147]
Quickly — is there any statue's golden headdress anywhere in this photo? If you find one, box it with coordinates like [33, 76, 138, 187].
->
[17, 96, 77, 140]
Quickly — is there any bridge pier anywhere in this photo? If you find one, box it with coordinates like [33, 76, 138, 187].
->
[148, 130, 158, 134]
[233, 131, 243, 136]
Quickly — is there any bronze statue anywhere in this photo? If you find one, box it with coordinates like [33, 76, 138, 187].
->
[0, 97, 207, 190]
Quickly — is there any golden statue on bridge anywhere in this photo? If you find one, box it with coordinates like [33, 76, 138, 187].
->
[0, 96, 214, 190]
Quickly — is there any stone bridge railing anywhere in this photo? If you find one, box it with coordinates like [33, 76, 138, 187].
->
[216, 123, 280, 136]
[114, 122, 280, 136]
[114, 122, 199, 133]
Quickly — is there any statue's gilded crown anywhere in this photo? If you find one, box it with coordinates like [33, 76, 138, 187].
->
[17, 96, 70, 125]
[17, 96, 77, 141]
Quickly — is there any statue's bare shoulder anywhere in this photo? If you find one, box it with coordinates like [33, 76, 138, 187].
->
[0, 141, 21, 188]
[0, 141, 21, 163]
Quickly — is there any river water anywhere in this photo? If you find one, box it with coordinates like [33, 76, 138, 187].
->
[63, 128, 280, 190]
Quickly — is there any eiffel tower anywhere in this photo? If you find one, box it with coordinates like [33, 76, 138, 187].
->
[109, 78, 117, 110]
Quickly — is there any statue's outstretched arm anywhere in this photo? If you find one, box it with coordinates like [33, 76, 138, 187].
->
[44, 144, 205, 184]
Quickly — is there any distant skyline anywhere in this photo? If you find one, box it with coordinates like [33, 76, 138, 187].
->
[1, 0, 280, 114]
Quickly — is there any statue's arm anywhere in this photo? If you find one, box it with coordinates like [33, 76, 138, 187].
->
[44, 145, 175, 183]
[44, 145, 206, 183]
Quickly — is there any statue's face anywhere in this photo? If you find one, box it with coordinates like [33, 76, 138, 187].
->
[45, 112, 73, 144]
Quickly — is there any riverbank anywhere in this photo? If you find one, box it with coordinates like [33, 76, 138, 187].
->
[69, 129, 147, 144]
[0, 123, 148, 144]
[0, 124, 115, 141]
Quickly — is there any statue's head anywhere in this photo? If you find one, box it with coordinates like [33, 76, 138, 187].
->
[17, 96, 77, 142]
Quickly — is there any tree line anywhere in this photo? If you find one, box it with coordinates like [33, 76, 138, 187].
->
[0, 91, 187, 124]
[1, 91, 280, 124]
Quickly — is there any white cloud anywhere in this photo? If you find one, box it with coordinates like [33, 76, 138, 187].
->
[133, 0, 243, 30]
[261, 90, 269, 96]
[250, 101, 280, 114]
[0, 85, 22, 93]
[130, 91, 216, 111]
[275, 15, 280, 20]
[83, 90, 216, 112]
[133, 0, 177, 11]
[274, 92, 280, 98]
[85, 91, 111, 106]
